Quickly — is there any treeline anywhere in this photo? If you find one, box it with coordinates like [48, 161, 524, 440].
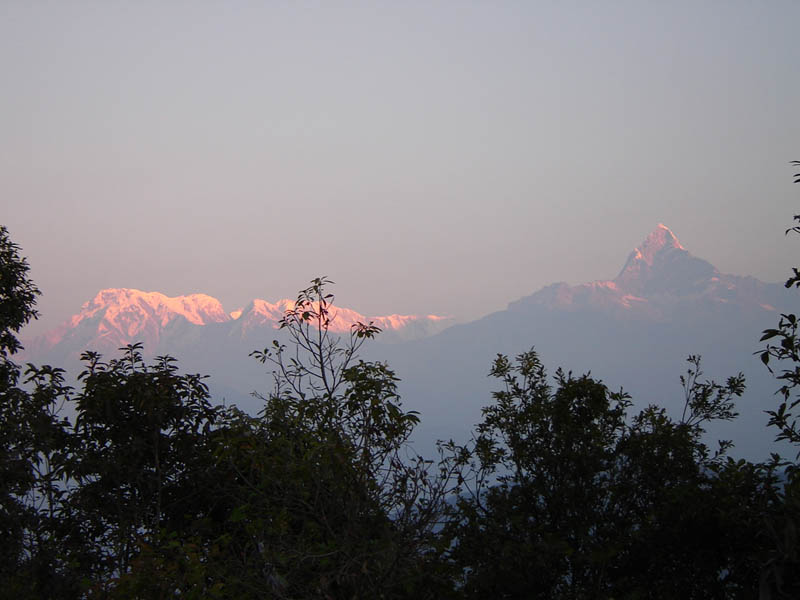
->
[1, 204, 800, 599]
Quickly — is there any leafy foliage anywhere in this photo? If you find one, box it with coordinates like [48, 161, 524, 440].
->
[445, 350, 768, 598]
[752, 161, 800, 598]
[69, 345, 219, 592]
[0, 226, 40, 359]
[242, 276, 460, 599]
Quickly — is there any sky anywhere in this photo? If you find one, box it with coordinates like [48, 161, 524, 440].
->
[2, 1, 799, 337]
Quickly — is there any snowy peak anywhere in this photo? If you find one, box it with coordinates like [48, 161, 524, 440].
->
[30, 289, 454, 358]
[36, 288, 233, 353]
[233, 298, 453, 340]
[636, 224, 684, 265]
[616, 224, 687, 281]
[84, 288, 231, 329]
[614, 225, 717, 296]
[234, 298, 295, 334]
[510, 224, 783, 318]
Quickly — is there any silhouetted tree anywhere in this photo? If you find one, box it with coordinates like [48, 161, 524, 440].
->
[445, 350, 770, 598]
[755, 161, 800, 598]
[67, 345, 220, 595]
[0, 227, 81, 598]
[227, 277, 459, 598]
[111, 278, 461, 599]
[0, 226, 39, 360]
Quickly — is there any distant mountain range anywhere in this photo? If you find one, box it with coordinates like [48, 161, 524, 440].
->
[22, 225, 797, 460]
[24, 288, 454, 361]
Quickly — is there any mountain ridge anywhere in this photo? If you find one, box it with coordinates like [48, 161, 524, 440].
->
[25, 287, 456, 358]
[508, 224, 783, 319]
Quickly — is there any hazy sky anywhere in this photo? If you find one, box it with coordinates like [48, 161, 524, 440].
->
[3, 1, 799, 337]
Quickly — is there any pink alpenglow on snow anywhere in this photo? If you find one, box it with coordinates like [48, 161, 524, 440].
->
[29, 288, 454, 357]
[34, 289, 232, 352]
[509, 224, 784, 320]
[234, 298, 453, 337]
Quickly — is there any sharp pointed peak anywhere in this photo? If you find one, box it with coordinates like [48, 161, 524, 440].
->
[613, 224, 718, 295]
[641, 224, 684, 253]
[620, 224, 686, 270]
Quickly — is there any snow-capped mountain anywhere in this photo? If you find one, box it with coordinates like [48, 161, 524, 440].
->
[508, 224, 784, 319]
[33, 289, 232, 354]
[25, 288, 455, 361]
[230, 297, 452, 340]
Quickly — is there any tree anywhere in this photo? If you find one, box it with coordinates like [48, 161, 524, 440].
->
[109, 278, 460, 599]
[758, 161, 800, 452]
[68, 344, 220, 594]
[226, 277, 459, 598]
[0, 225, 40, 360]
[0, 227, 81, 598]
[755, 161, 800, 598]
[445, 350, 768, 598]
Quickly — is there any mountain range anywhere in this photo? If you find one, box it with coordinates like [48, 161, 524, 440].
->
[25, 288, 454, 361]
[22, 225, 797, 460]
